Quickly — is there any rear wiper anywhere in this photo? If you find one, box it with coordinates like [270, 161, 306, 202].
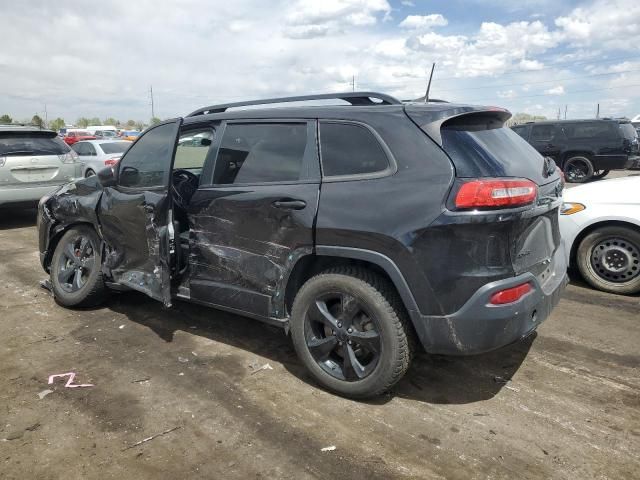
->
[0, 150, 35, 156]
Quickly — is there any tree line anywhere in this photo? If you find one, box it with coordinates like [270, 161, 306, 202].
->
[0, 114, 162, 132]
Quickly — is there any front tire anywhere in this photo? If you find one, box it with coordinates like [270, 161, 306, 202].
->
[50, 226, 108, 307]
[85, 169, 96, 178]
[576, 225, 640, 295]
[564, 156, 594, 183]
[290, 267, 413, 398]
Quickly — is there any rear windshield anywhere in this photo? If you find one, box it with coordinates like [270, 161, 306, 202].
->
[100, 142, 130, 154]
[619, 123, 638, 140]
[561, 122, 614, 139]
[441, 124, 542, 177]
[0, 133, 70, 156]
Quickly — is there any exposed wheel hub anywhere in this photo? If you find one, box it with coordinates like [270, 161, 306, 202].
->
[591, 237, 640, 283]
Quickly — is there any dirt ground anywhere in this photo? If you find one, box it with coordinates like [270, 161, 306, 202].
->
[1, 200, 639, 479]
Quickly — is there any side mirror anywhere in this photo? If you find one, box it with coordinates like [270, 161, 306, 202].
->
[97, 165, 118, 187]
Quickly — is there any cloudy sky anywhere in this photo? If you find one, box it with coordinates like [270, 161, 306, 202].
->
[1, 0, 639, 123]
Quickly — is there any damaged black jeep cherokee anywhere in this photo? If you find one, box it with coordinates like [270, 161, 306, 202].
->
[38, 92, 568, 398]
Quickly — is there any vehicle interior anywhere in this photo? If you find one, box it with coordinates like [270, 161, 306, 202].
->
[171, 127, 215, 273]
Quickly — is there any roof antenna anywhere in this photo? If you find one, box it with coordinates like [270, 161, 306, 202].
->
[424, 63, 436, 103]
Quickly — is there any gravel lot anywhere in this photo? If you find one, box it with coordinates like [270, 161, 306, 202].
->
[1, 176, 639, 479]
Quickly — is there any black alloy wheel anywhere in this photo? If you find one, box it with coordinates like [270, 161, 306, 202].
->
[50, 226, 108, 307]
[304, 292, 381, 381]
[57, 233, 97, 293]
[564, 156, 594, 183]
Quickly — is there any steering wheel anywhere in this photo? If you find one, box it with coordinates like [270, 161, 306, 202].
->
[171, 169, 199, 210]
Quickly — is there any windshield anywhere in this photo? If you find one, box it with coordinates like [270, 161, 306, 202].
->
[441, 125, 544, 179]
[100, 141, 130, 154]
[619, 123, 638, 140]
[0, 133, 70, 156]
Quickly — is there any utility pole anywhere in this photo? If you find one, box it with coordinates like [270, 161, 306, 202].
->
[557, 107, 561, 120]
[351, 75, 355, 92]
[44, 104, 48, 127]
[596, 103, 600, 119]
[150, 85, 155, 119]
[564, 104, 567, 120]
[424, 62, 436, 103]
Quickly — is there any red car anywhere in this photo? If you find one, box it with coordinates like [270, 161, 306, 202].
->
[63, 130, 96, 145]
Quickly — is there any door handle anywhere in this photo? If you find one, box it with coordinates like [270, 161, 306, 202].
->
[273, 199, 307, 210]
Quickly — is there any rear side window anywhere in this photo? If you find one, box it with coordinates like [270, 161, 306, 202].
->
[563, 122, 613, 139]
[212, 123, 310, 184]
[319, 122, 390, 177]
[0, 133, 70, 156]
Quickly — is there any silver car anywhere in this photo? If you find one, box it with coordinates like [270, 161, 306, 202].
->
[0, 125, 81, 208]
[71, 140, 131, 177]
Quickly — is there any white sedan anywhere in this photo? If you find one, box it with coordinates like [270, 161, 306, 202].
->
[71, 140, 131, 177]
[560, 175, 640, 294]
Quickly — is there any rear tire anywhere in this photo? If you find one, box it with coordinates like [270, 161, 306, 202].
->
[592, 169, 610, 180]
[576, 225, 640, 295]
[563, 156, 594, 183]
[50, 226, 108, 307]
[290, 267, 414, 398]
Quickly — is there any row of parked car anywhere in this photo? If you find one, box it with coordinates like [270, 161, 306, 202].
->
[511, 118, 640, 183]
[61, 126, 141, 146]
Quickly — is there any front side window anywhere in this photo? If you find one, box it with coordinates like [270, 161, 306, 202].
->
[530, 125, 555, 141]
[319, 122, 390, 177]
[212, 123, 309, 184]
[174, 129, 215, 170]
[118, 122, 178, 189]
[511, 126, 528, 139]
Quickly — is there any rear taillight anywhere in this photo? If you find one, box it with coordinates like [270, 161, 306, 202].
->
[58, 151, 79, 164]
[489, 283, 532, 305]
[104, 157, 120, 167]
[556, 166, 565, 185]
[454, 178, 537, 209]
[0, 156, 6, 167]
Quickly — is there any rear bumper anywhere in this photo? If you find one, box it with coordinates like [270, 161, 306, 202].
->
[413, 241, 568, 355]
[0, 184, 72, 208]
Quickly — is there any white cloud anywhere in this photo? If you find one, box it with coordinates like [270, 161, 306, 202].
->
[284, 0, 391, 38]
[519, 59, 544, 70]
[399, 14, 448, 30]
[498, 89, 517, 99]
[544, 85, 565, 95]
[401, 0, 415, 5]
[555, 0, 640, 50]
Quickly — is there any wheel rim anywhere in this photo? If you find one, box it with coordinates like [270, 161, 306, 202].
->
[57, 234, 96, 293]
[304, 292, 381, 382]
[590, 236, 640, 283]
[566, 159, 590, 181]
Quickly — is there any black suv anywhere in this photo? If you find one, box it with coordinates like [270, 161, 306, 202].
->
[511, 119, 639, 182]
[37, 92, 567, 398]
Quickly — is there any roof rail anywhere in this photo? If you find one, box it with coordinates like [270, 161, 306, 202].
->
[186, 91, 401, 117]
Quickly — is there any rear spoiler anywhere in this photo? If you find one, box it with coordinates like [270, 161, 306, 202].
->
[405, 104, 512, 146]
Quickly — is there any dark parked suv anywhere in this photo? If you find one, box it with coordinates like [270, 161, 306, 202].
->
[511, 119, 639, 182]
[37, 92, 567, 398]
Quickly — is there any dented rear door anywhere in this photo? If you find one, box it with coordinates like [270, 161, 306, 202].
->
[185, 119, 320, 318]
[98, 120, 181, 306]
